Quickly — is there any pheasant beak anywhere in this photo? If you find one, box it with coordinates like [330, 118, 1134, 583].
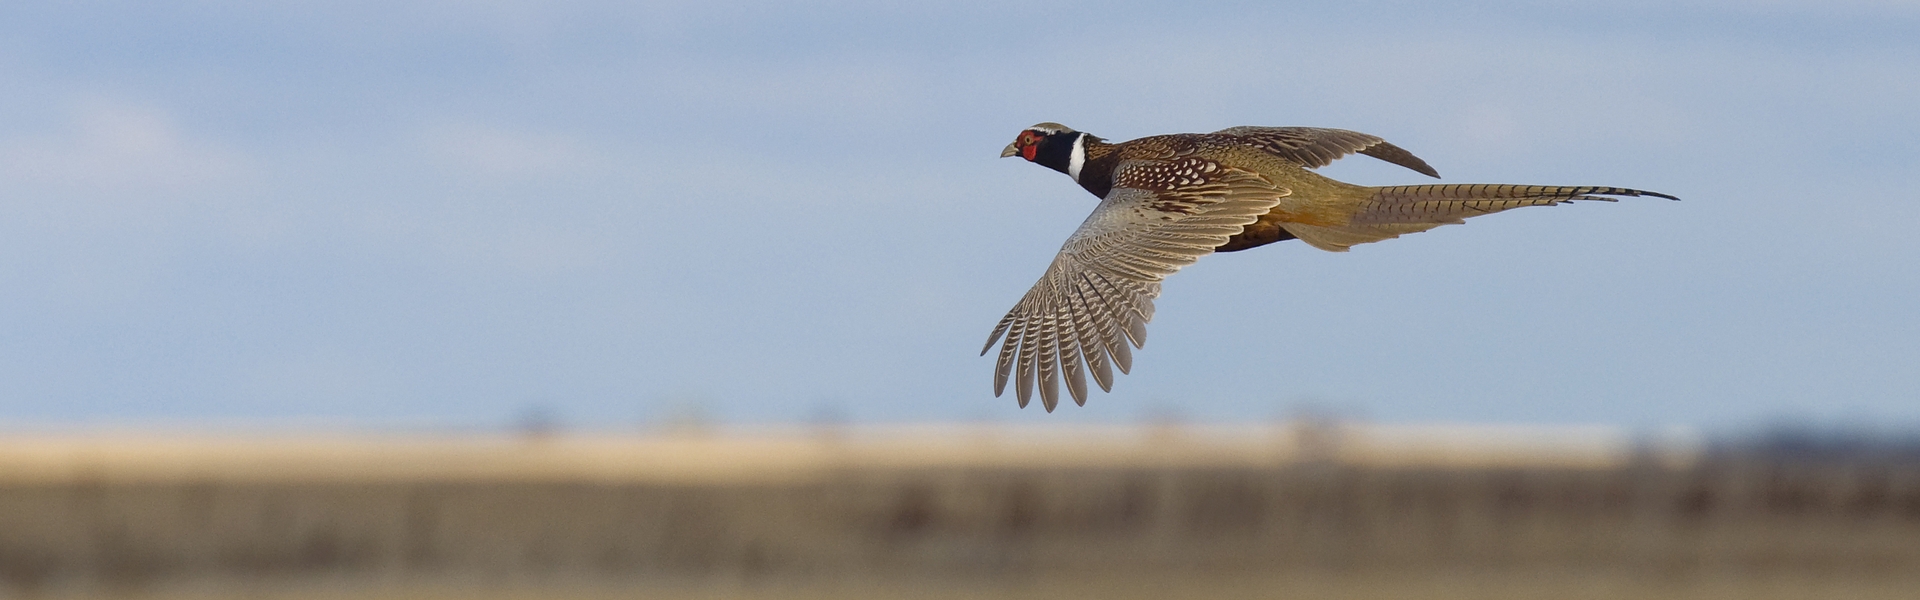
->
[1000, 141, 1021, 158]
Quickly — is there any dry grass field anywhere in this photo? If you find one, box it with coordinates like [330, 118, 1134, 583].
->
[2, 423, 1917, 599]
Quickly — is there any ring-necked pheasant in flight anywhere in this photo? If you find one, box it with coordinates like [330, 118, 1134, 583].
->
[985, 123, 1676, 411]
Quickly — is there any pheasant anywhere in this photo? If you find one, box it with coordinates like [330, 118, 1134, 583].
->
[986, 123, 1676, 411]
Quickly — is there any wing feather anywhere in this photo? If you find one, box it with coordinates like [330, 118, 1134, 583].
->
[1053, 299, 1090, 407]
[1034, 309, 1061, 411]
[983, 159, 1290, 409]
[1212, 126, 1440, 178]
[990, 313, 1023, 397]
[1082, 271, 1133, 374]
[1066, 272, 1115, 392]
[1014, 313, 1039, 408]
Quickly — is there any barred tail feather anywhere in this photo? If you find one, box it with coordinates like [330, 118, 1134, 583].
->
[1282, 184, 1676, 252]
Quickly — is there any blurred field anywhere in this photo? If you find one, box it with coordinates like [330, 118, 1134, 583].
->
[2, 423, 1918, 599]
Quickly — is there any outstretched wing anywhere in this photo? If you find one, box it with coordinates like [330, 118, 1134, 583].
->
[1212, 126, 1440, 178]
[982, 158, 1290, 411]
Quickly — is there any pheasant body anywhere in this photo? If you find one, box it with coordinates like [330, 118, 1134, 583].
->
[989, 123, 1676, 411]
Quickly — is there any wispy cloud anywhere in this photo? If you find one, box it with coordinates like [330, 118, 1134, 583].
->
[0, 99, 248, 196]
[415, 121, 612, 180]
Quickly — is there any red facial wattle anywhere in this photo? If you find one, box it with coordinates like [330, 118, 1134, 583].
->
[1016, 130, 1041, 161]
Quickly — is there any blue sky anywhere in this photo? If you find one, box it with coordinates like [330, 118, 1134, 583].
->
[2, 1, 1916, 430]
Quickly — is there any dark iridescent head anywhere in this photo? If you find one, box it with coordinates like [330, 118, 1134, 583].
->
[1000, 122, 1086, 179]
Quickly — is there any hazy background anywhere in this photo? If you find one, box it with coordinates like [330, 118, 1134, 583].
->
[1, 0, 1915, 430]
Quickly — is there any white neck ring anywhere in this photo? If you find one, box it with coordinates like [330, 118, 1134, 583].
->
[1066, 133, 1087, 183]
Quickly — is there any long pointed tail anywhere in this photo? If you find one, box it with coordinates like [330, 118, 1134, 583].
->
[1283, 184, 1678, 252]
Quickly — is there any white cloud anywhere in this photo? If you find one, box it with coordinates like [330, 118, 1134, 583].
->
[0, 100, 247, 195]
[415, 121, 611, 180]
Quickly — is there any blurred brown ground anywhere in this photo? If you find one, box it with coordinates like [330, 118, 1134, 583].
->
[2, 423, 1917, 599]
